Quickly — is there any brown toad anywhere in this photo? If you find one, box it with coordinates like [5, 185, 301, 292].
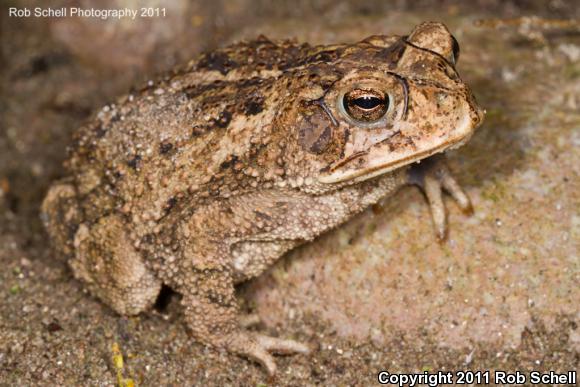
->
[42, 22, 484, 374]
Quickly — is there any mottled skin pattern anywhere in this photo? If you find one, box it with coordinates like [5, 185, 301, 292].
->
[42, 22, 484, 374]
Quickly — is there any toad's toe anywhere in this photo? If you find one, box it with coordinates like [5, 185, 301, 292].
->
[254, 333, 311, 355]
[408, 154, 473, 240]
[226, 331, 310, 375]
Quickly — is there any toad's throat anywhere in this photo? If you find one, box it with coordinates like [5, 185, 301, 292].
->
[335, 141, 444, 182]
[319, 113, 476, 184]
[327, 129, 402, 173]
[320, 137, 464, 184]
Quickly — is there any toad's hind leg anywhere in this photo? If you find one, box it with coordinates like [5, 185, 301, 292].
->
[72, 215, 162, 315]
[176, 240, 309, 376]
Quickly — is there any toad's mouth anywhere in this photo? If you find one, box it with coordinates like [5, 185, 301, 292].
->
[318, 107, 482, 184]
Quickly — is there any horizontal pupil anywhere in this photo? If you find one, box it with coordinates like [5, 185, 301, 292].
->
[341, 90, 390, 123]
[353, 96, 382, 109]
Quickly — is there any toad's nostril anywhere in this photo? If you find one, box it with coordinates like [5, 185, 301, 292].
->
[464, 90, 485, 127]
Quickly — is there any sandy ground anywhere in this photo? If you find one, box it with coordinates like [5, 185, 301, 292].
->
[1, 0, 578, 385]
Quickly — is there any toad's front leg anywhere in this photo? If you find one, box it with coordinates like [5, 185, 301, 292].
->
[407, 154, 473, 239]
[176, 242, 309, 376]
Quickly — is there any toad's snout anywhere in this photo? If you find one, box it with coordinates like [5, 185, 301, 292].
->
[465, 92, 485, 129]
[470, 102, 485, 129]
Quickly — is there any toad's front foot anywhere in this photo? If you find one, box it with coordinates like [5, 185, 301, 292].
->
[224, 331, 310, 375]
[408, 154, 473, 239]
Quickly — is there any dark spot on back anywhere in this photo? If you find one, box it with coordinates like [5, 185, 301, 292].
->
[214, 110, 232, 128]
[295, 49, 342, 69]
[244, 97, 264, 115]
[184, 80, 225, 99]
[378, 38, 407, 69]
[320, 79, 335, 91]
[312, 51, 338, 63]
[277, 44, 334, 70]
[238, 77, 264, 88]
[197, 51, 237, 75]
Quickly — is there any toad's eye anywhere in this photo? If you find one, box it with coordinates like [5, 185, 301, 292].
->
[342, 89, 389, 123]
